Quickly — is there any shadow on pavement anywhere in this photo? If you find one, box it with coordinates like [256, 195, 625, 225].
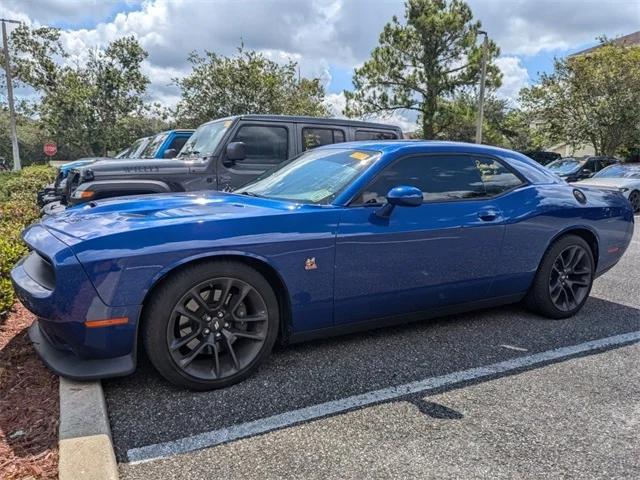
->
[105, 296, 640, 461]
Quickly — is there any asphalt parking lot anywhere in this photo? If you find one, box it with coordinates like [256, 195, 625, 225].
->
[106, 224, 640, 479]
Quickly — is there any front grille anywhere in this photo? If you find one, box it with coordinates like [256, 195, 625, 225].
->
[23, 251, 56, 290]
[64, 171, 81, 203]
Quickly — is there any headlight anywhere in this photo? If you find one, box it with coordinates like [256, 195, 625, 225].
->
[620, 187, 629, 193]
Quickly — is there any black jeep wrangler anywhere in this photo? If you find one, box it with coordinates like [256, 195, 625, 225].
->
[45, 115, 402, 214]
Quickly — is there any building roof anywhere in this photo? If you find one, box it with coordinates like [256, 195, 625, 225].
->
[571, 31, 640, 57]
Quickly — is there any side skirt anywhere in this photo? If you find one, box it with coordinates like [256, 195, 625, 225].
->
[287, 293, 526, 344]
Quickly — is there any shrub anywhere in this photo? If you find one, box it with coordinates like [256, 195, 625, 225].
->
[0, 165, 56, 315]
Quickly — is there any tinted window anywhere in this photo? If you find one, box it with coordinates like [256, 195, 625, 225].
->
[302, 128, 345, 150]
[140, 133, 168, 158]
[355, 130, 398, 141]
[232, 125, 288, 164]
[167, 136, 189, 153]
[354, 155, 522, 204]
[476, 157, 523, 195]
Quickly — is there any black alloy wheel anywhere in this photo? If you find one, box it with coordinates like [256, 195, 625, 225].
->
[548, 245, 592, 312]
[524, 234, 594, 319]
[143, 261, 279, 390]
[167, 277, 268, 380]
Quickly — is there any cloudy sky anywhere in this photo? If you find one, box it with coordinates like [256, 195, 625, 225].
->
[2, 0, 639, 128]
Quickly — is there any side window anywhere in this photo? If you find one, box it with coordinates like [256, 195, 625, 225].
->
[475, 157, 523, 195]
[232, 125, 288, 164]
[167, 136, 189, 153]
[354, 130, 398, 141]
[302, 128, 345, 150]
[353, 155, 522, 205]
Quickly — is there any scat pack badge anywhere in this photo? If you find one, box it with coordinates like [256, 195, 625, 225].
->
[305, 257, 318, 271]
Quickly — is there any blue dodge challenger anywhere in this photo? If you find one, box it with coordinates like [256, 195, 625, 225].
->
[12, 141, 634, 390]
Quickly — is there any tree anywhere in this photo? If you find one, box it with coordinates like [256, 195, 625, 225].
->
[174, 46, 328, 127]
[37, 36, 150, 156]
[2, 25, 151, 158]
[520, 40, 640, 156]
[344, 0, 501, 138]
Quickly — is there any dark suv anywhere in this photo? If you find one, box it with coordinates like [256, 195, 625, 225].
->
[46, 115, 402, 214]
[546, 155, 619, 182]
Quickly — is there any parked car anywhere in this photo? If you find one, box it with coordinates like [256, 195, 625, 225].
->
[520, 150, 561, 165]
[13, 141, 634, 389]
[43, 115, 402, 215]
[546, 155, 619, 182]
[38, 130, 194, 207]
[576, 163, 640, 212]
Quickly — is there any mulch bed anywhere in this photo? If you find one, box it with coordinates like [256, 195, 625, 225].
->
[0, 303, 58, 480]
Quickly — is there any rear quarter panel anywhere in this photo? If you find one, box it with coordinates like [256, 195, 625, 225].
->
[490, 183, 634, 297]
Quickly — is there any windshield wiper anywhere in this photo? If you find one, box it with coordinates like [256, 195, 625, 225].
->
[239, 191, 263, 198]
[178, 149, 200, 158]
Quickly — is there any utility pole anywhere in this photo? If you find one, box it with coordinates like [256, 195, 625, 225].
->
[1, 18, 21, 171]
[475, 30, 488, 145]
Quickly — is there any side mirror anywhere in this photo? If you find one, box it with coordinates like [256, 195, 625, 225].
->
[581, 168, 593, 178]
[376, 185, 423, 218]
[163, 148, 178, 159]
[226, 142, 247, 162]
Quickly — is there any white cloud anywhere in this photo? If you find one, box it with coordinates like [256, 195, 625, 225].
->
[4, 0, 639, 110]
[494, 56, 529, 102]
[468, 0, 640, 56]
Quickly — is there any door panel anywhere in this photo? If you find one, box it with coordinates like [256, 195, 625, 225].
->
[334, 202, 505, 325]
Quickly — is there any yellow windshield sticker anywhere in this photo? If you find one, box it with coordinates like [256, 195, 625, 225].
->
[223, 120, 232, 128]
[350, 151, 370, 161]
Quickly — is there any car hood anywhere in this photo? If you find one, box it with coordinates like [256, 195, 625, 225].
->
[60, 157, 109, 174]
[77, 156, 204, 175]
[575, 177, 639, 190]
[41, 191, 305, 243]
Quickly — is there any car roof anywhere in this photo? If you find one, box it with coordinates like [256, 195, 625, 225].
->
[317, 139, 525, 156]
[201, 115, 402, 131]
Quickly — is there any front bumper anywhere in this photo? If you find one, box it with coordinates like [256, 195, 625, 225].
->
[12, 225, 142, 379]
[29, 320, 136, 380]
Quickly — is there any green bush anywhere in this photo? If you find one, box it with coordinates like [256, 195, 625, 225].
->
[0, 165, 56, 315]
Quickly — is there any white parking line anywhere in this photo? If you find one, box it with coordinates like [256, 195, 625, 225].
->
[127, 330, 640, 464]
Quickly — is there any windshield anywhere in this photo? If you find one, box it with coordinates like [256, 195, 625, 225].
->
[140, 132, 168, 158]
[547, 158, 583, 175]
[114, 147, 130, 158]
[235, 148, 381, 204]
[594, 164, 640, 179]
[128, 137, 151, 159]
[179, 120, 231, 157]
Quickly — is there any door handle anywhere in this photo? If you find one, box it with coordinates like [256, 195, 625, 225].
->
[478, 208, 500, 222]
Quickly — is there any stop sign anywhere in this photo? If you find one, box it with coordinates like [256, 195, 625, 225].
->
[43, 142, 57, 157]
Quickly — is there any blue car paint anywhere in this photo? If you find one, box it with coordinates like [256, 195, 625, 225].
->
[12, 141, 634, 379]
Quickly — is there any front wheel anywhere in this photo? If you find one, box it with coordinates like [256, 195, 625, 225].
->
[142, 261, 279, 390]
[524, 235, 594, 319]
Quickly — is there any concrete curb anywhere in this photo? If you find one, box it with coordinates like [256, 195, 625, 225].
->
[58, 378, 118, 480]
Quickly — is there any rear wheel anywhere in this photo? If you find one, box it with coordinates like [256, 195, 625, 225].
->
[524, 235, 594, 319]
[142, 261, 279, 390]
[628, 190, 640, 213]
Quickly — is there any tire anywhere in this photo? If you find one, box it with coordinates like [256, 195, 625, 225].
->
[142, 260, 279, 390]
[629, 190, 640, 213]
[524, 234, 595, 319]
